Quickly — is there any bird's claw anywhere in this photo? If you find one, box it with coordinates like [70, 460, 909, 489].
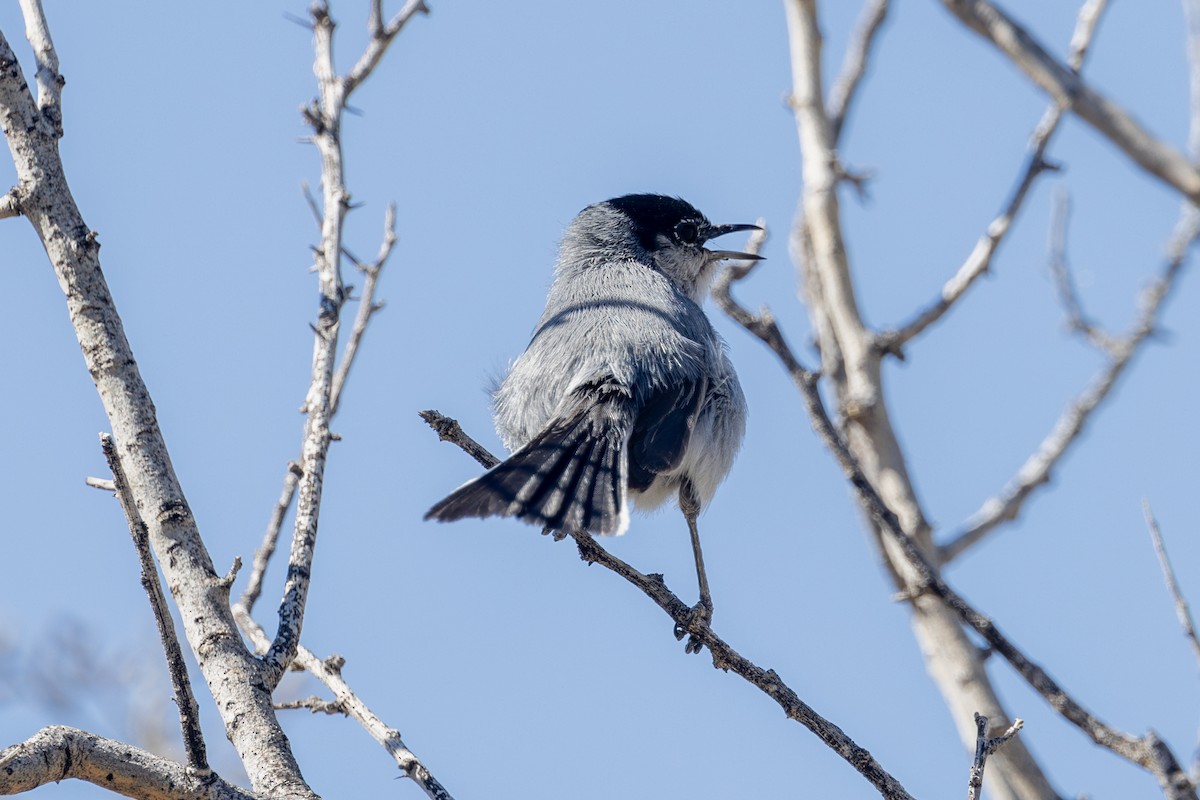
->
[673, 598, 713, 655]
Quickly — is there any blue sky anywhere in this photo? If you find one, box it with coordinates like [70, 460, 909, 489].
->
[1, 2, 1197, 798]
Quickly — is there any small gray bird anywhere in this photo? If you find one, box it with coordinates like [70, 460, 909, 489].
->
[427, 194, 756, 642]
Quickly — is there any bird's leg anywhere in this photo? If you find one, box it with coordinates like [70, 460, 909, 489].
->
[673, 480, 712, 655]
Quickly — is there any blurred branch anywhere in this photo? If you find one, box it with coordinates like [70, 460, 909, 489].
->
[878, 0, 1108, 357]
[1046, 191, 1121, 353]
[1143, 501, 1200, 671]
[968, 714, 1025, 800]
[420, 408, 917, 800]
[783, 3, 1055, 796]
[100, 433, 209, 775]
[940, 163, 1200, 564]
[827, 0, 890, 144]
[940, 0, 1200, 203]
[0, 726, 255, 800]
[715, 243, 1197, 797]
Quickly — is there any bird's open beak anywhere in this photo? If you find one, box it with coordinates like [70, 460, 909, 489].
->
[703, 222, 764, 261]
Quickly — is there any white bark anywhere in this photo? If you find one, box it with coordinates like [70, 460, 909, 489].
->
[0, 17, 317, 800]
[783, 2, 1058, 797]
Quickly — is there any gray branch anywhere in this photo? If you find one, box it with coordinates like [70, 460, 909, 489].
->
[100, 432, 209, 775]
[940, 205, 1198, 562]
[1144, 501, 1200, 671]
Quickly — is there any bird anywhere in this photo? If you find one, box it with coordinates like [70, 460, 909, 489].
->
[427, 194, 757, 649]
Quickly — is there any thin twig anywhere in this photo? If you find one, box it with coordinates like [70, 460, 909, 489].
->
[276, 696, 347, 716]
[940, 209, 1198, 562]
[235, 607, 454, 800]
[237, 461, 303, 616]
[879, 0, 1109, 356]
[84, 476, 115, 491]
[1046, 190, 1121, 353]
[420, 408, 916, 800]
[345, 0, 430, 95]
[941, 0, 1200, 202]
[331, 203, 396, 415]
[99, 433, 209, 775]
[827, 0, 890, 144]
[1143, 500, 1200, 671]
[968, 714, 1025, 800]
[714, 252, 1198, 798]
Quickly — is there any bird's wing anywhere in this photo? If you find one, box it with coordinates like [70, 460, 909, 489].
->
[626, 375, 708, 492]
[426, 379, 635, 536]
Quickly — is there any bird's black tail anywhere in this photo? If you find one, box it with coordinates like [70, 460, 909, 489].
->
[425, 390, 632, 536]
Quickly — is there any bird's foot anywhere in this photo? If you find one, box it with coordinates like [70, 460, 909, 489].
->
[673, 598, 713, 655]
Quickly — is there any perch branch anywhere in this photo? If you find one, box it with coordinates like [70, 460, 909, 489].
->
[421, 409, 916, 800]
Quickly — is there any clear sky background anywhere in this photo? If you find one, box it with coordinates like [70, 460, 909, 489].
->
[0, 2, 1197, 799]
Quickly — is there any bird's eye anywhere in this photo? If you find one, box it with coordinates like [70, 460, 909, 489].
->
[675, 221, 700, 244]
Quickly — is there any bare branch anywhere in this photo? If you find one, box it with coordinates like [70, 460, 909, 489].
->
[420, 409, 916, 800]
[276, 696, 347, 716]
[85, 475, 116, 491]
[235, 608, 455, 800]
[345, 0, 431, 96]
[100, 432, 209, 775]
[16, 0, 62, 136]
[1046, 190, 1122, 353]
[715, 240, 1197, 798]
[0, 20, 315, 798]
[237, 460, 303, 617]
[1144, 500, 1200, 671]
[940, 0, 1200, 203]
[0, 726, 254, 800]
[940, 211, 1199, 562]
[331, 203, 396, 415]
[968, 714, 1025, 800]
[827, 0, 890, 144]
[879, 0, 1109, 356]
[0, 190, 19, 219]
